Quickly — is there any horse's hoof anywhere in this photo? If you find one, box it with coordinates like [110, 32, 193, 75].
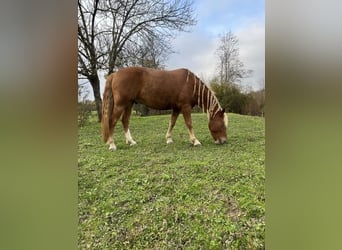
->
[109, 145, 117, 151]
[166, 138, 173, 144]
[129, 141, 137, 146]
[193, 140, 201, 146]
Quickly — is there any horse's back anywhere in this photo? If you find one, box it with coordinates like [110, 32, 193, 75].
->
[111, 67, 192, 109]
[114, 67, 187, 85]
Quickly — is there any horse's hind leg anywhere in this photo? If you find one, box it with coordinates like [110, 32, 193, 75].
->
[165, 109, 180, 144]
[122, 105, 137, 146]
[182, 108, 201, 146]
[107, 106, 125, 151]
[107, 126, 116, 151]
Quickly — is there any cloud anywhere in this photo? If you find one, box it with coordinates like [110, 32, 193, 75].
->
[166, 31, 218, 81]
[237, 20, 265, 89]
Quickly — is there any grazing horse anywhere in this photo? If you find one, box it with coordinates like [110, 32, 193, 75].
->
[102, 67, 228, 151]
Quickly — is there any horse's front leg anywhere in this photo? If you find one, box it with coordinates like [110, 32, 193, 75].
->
[165, 109, 180, 144]
[182, 109, 201, 146]
[122, 105, 137, 146]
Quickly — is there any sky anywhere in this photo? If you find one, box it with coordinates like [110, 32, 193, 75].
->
[166, 0, 265, 90]
[82, 0, 264, 100]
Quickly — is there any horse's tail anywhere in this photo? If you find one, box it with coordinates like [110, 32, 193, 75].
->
[102, 73, 114, 143]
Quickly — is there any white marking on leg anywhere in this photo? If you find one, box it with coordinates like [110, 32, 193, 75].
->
[188, 128, 201, 146]
[166, 137, 173, 144]
[125, 129, 137, 146]
[165, 122, 174, 144]
[107, 136, 117, 151]
[109, 143, 117, 151]
[193, 139, 201, 146]
[166, 132, 173, 144]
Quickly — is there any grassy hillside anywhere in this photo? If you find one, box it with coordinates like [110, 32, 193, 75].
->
[78, 113, 265, 249]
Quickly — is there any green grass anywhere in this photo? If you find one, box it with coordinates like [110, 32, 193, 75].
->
[78, 113, 265, 249]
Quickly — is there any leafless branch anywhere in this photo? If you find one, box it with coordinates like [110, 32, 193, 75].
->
[216, 31, 253, 84]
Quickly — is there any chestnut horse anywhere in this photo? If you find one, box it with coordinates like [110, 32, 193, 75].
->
[102, 67, 228, 151]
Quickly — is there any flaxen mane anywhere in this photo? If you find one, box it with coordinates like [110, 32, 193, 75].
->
[186, 70, 226, 121]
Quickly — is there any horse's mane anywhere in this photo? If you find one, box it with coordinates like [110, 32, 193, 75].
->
[186, 70, 223, 118]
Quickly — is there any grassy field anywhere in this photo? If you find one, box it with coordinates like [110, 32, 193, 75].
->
[78, 112, 265, 249]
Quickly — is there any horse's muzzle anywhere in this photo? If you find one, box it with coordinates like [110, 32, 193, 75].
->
[215, 138, 227, 144]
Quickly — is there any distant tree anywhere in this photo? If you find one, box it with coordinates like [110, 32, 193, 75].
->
[121, 33, 170, 69]
[215, 31, 253, 84]
[250, 88, 265, 116]
[244, 93, 259, 116]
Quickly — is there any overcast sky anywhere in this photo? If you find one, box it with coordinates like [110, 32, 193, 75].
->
[166, 0, 265, 90]
[83, 0, 264, 100]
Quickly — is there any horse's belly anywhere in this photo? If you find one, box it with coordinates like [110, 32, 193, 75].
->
[136, 96, 174, 110]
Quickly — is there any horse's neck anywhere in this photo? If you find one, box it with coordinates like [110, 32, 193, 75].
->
[191, 74, 220, 118]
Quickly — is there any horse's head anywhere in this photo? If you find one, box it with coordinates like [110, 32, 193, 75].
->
[208, 109, 228, 144]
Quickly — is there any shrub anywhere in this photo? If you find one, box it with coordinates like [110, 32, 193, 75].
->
[78, 101, 93, 127]
[210, 78, 265, 116]
[78, 84, 95, 126]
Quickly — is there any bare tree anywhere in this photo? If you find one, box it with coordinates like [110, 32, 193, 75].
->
[120, 33, 171, 68]
[78, 0, 196, 121]
[216, 31, 253, 84]
[78, 0, 104, 122]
